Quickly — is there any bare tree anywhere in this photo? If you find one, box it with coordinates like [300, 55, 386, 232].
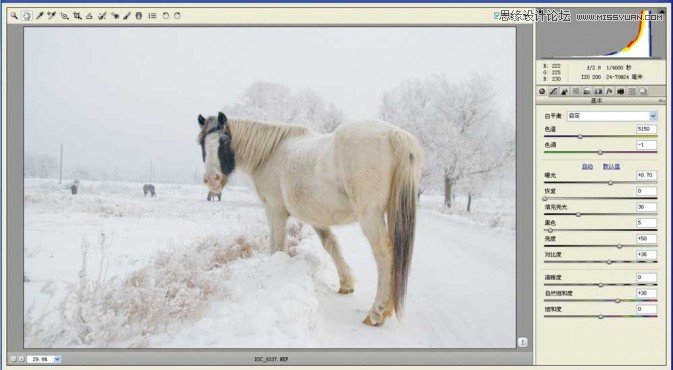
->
[25, 152, 58, 178]
[71, 167, 93, 181]
[379, 78, 450, 197]
[319, 103, 346, 133]
[458, 115, 514, 212]
[222, 81, 346, 133]
[378, 74, 514, 210]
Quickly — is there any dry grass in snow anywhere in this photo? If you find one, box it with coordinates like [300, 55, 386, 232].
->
[24, 222, 295, 348]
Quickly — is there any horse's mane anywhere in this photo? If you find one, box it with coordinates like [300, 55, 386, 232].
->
[228, 119, 311, 173]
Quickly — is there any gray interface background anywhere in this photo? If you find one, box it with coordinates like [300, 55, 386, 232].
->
[5, 22, 533, 366]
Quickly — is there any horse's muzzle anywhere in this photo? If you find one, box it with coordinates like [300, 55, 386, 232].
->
[204, 172, 226, 193]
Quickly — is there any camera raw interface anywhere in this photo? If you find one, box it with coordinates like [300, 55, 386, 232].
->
[1, 3, 670, 369]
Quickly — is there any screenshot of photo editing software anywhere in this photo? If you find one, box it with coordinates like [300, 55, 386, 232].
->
[1, 2, 671, 369]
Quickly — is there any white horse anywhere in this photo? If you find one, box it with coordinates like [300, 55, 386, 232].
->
[196, 112, 422, 326]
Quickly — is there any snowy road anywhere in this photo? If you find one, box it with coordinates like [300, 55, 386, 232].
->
[268, 208, 517, 348]
[24, 179, 515, 348]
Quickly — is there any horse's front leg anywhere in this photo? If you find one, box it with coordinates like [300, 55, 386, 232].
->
[265, 206, 289, 254]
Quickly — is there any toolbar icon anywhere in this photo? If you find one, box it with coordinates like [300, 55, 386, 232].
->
[136, 12, 142, 20]
[74, 12, 82, 20]
[98, 12, 106, 20]
[163, 12, 170, 19]
[36, 11, 45, 20]
[86, 13, 93, 20]
[10, 12, 18, 20]
[123, 12, 131, 20]
[47, 11, 56, 19]
[149, 12, 157, 19]
[174, 12, 181, 19]
[21, 10, 33, 21]
[60, 12, 69, 20]
[112, 12, 120, 19]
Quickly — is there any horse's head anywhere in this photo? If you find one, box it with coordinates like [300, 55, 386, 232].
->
[197, 112, 235, 193]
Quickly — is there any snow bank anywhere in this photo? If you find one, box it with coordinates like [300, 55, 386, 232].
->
[25, 178, 515, 349]
[26, 227, 265, 347]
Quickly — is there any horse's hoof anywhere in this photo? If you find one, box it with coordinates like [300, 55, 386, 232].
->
[362, 316, 381, 327]
[338, 287, 354, 295]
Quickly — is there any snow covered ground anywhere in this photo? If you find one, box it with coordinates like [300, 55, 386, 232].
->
[24, 178, 515, 348]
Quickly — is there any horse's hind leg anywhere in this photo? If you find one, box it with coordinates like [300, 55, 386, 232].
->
[358, 209, 394, 326]
[313, 226, 354, 294]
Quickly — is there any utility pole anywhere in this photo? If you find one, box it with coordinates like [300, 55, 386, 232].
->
[58, 144, 63, 184]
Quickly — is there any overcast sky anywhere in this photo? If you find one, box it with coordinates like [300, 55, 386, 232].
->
[25, 27, 515, 181]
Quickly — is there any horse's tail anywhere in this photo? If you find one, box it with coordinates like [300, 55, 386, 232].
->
[387, 129, 422, 317]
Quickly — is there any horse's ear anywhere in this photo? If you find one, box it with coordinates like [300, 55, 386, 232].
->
[198, 114, 206, 127]
[217, 112, 228, 128]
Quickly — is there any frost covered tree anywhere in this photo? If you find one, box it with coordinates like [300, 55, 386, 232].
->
[457, 113, 514, 212]
[378, 74, 514, 210]
[71, 167, 93, 181]
[222, 81, 346, 133]
[24, 152, 58, 178]
[379, 78, 452, 197]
